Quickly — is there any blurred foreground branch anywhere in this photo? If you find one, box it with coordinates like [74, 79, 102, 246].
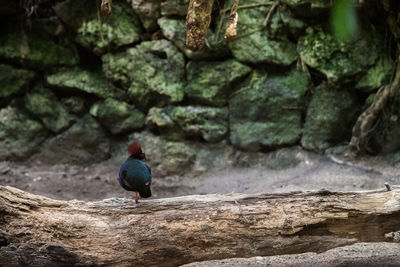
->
[0, 185, 399, 266]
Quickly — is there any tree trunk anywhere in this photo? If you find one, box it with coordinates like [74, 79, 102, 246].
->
[1, 185, 399, 267]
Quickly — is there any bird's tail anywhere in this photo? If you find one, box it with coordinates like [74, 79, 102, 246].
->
[139, 186, 151, 198]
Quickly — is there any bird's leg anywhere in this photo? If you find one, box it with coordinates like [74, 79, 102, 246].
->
[135, 192, 139, 204]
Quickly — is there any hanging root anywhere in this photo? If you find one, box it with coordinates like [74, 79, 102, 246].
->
[224, 0, 239, 40]
[186, 0, 215, 51]
[350, 59, 400, 153]
[263, 0, 280, 27]
[101, 0, 112, 16]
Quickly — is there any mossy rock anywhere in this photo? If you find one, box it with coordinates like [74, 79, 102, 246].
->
[301, 83, 361, 152]
[39, 115, 110, 164]
[102, 40, 185, 110]
[185, 59, 251, 106]
[61, 96, 87, 115]
[25, 86, 75, 133]
[0, 24, 78, 68]
[55, 0, 142, 55]
[128, 0, 161, 32]
[297, 28, 382, 84]
[281, 0, 331, 15]
[46, 67, 113, 98]
[160, 0, 189, 16]
[229, 69, 308, 151]
[130, 131, 198, 176]
[90, 98, 145, 135]
[146, 105, 229, 142]
[222, 0, 299, 65]
[158, 17, 229, 60]
[355, 55, 393, 92]
[0, 105, 48, 160]
[368, 91, 400, 154]
[0, 64, 35, 98]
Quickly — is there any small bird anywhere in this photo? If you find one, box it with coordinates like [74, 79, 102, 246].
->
[118, 141, 152, 203]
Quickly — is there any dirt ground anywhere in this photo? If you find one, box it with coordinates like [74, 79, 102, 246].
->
[1, 148, 400, 201]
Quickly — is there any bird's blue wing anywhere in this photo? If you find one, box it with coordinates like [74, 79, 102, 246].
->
[118, 164, 134, 191]
[144, 162, 152, 183]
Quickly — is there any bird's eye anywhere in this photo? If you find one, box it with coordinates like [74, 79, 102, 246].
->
[145, 182, 150, 186]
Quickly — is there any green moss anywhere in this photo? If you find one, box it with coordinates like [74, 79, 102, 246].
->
[146, 105, 229, 142]
[39, 115, 110, 164]
[298, 28, 383, 83]
[222, 0, 300, 65]
[161, 0, 189, 16]
[158, 17, 229, 60]
[24, 87, 74, 133]
[47, 67, 113, 98]
[185, 59, 251, 106]
[0, 106, 47, 159]
[0, 25, 78, 68]
[0, 64, 35, 98]
[301, 83, 361, 151]
[90, 98, 145, 134]
[102, 40, 185, 109]
[229, 69, 308, 150]
[76, 2, 142, 55]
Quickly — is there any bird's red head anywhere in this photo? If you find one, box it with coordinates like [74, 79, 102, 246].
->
[128, 141, 146, 160]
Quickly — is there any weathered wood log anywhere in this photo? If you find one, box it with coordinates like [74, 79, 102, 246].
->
[1, 185, 399, 267]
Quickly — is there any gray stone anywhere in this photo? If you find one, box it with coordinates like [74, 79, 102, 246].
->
[185, 59, 251, 106]
[0, 105, 47, 160]
[230, 69, 308, 151]
[46, 67, 114, 99]
[158, 17, 229, 60]
[0, 64, 35, 98]
[25, 86, 75, 133]
[128, 0, 161, 32]
[102, 40, 185, 110]
[61, 96, 87, 115]
[54, 0, 97, 29]
[90, 98, 145, 135]
[301, 83, 361, 152]
[146, 105, 229, 142]
[39, 115, 110, 164]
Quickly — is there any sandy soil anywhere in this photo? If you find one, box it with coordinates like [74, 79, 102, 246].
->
[1, 149, 400, 201]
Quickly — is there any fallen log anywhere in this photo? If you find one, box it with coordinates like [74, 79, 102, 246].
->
[0, 185, 399, 267]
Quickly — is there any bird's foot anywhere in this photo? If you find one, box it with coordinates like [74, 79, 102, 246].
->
[135, 192, 139, 204]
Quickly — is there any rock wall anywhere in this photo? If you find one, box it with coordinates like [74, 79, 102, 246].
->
[0, 0, 397, 176]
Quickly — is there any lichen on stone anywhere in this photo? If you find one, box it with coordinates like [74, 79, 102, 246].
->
[102, 40, 185, 110]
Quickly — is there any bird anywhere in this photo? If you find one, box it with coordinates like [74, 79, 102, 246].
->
[118, 141, 152, 204]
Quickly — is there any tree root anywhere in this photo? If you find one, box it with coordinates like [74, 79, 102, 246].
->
[350, 59, 400, 153]
[186, 0, 215, 51]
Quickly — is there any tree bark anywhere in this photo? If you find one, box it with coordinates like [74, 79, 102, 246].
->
[1, 185, 399, 267]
